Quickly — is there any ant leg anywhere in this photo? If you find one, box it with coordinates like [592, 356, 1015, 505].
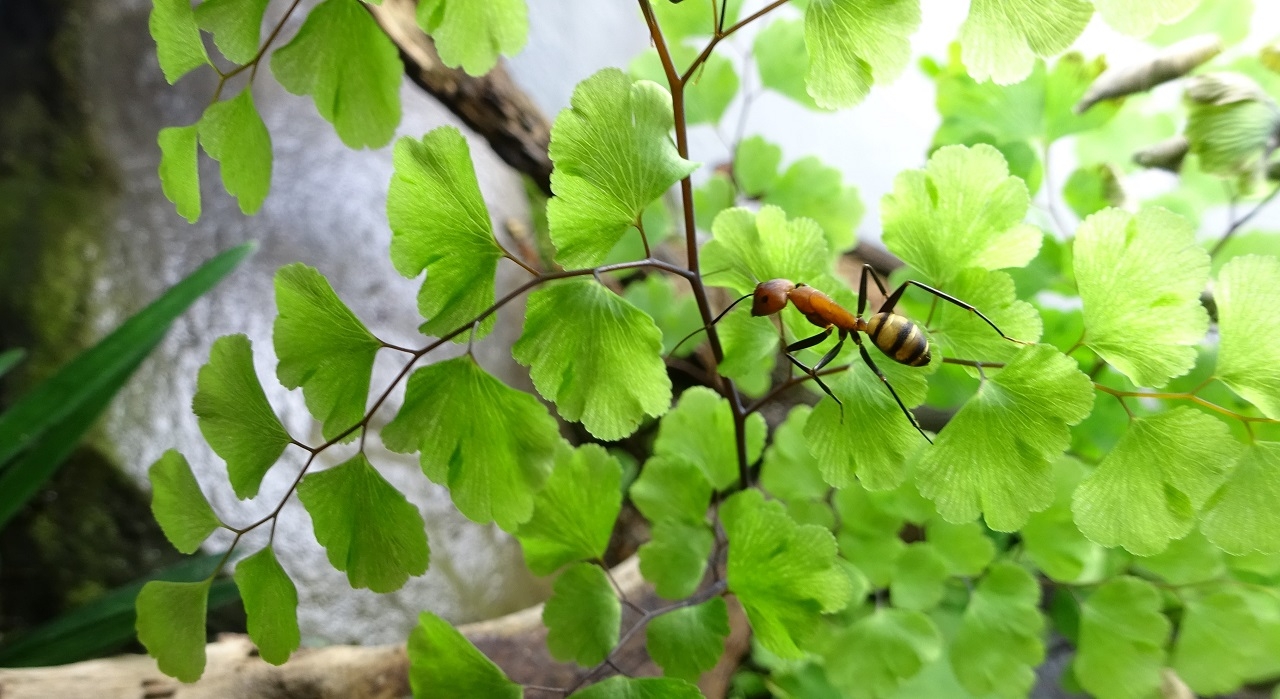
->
[854, 338, 932, 443]
[787, 326, 833, 353]
[813, 329, 848, 372]
[858, 264, 890, 316]
[784, 352, 844, 422]
[879, 280, 1025, 344]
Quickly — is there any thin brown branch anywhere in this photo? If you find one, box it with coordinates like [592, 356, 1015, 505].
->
[1211, 182, 1280, 257]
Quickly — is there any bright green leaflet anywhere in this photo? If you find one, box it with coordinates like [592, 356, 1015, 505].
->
[148, 450, 220, 555]
[135, 580, 210, 683]
[630, 455, 712, 527]
[926, 520, 995, 577]
[1022, 457, 1109, 584]
[516, 444, 622, 575]
[416, 0, 528, 76]
[693, 174, 735, 232]
[1072, 407, 1239, 556]
[652, 0, 742, 40]
[1187, 96, 1280, 181]
[1074, 577, 1170, 699]
[157, 125, 200, 223]
[735, 136, 783, 197]
[513, 279, 671, 441]
[630, 46, 739, 126]
[273, 263, 380, 442]
[804, 358, 929, 490]
[192, 334, 290, 499]
[638, 519, 713, 600]
[882, 144, 1041, 286]
[702, 205, 831, 295]
[568, 676, 703, 699]
[722, 489, 853, 658]
[889, 543, 949, 611]
[1216, 255, 1280, 418]
[646, 598, 730, 682]
[803, 0, 921, 109]
[1237, 587, 1280, 682]
[835, 483, 912, 587]
[386, 127, 503, 340]
[1094, 0, 1199, 36]
[1063, 164, 1124, 219]
[233, 546, 300, 666]
[926, 268, 1042, 365]
[546, 68, 698, 267]
[382, 357, 560, 532]
[1075, 207, 1209, 387]
[149, 0, 210, 84]
[1173, 590, 1262, 695]
[754, 19, 821, 110]
[407, 612, 521, 699]
[916, 344, 1093, 531]
[762, 157, 865, 255]
[950, 563, 1045, 699]
[652, 387, 766, 491]
[622, 275, 702, 358]
[542, 562, 620, 667]
[957, 0, 1092, 85]
[760, 406, 829, 503]
[194, 0, 269, 64]
[716, 309, 777, 397]
[296, 453, 429, 593]
[823, 608, 942, 699]
[197, 88, 272, 215]
[270, 0, 402, 149]
[1203, 441, 1280, 555]
[1133, 528, 1225, 585]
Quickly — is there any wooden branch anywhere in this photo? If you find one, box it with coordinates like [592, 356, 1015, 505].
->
[0, 558, 750, 698]
[366, 0, 554, 195]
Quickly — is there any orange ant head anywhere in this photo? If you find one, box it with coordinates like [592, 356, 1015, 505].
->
[752, 279, 795, 316]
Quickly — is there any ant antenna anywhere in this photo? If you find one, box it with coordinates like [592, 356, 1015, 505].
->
[665, 291, 753, 360]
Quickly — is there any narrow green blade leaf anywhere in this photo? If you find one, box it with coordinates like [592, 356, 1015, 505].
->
[926, 520, 995, 577]
[547, 68, 698, 267]
[652, 387, 766, 491]
[723, 489, 852, 658]
[270, 0, 402, 148]
[416, 0, 528, 76]
[638, 519, 713, 600]
[408, 612, 521, 699]
[824, 608, 942, 697]
[136, 580, 211, 682]
[646, 597, 730, 681]
[803, 0, 921, 109]
[890, 543, 949, 611]
[194, 0, 269, 64]
[1073, 407, 1239, 556]
[569, 676, 703, 699]
[297, 453, 429, 593]
[882, 144, 1041, 286]
[1075, 577, 1170, 699]
[273, 263, 380, 442]
[513, 279, 671, 441]
[917, 344, 1094, 531]
[1216, 255, 1280, 418]
[148, 450, 220, 555]
[950, 563, 1045, 699]
[542, 562, 621, 666]
[0, 348, 24, 381]
[1203, 441, 1280, 554]
[198, 88, 272, 215]
[193, 334, 290, 499]
[0, 243, 253, 470]
[383, 356, 561, 531]
[149, 0, 210, 83]
[158, 124, 201, 223]
[233, 546, 300, 665]
[958, 0, 1092, 85]
[516, 444, 622, 575]
[1172, 589, 1260, 695]
[386, 127, 504, 339]
[1074, 207, 1209, 387]
[630, 455, 712, 527]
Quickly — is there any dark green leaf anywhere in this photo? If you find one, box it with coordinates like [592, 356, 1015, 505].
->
[234, 546, 299, 665]
[646, 597, 730, 681]
[148, 450, 220, 555]
[516, 444, 622, 575]
[542, 562, 620, 666]
[150, 0, 210, 83]
[136, 580, 211, 682]
[408, 612, 521, 698]
[198, 88, 272, 215]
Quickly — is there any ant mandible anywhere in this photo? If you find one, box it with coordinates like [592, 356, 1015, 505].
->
[689, 264, 1022, 444]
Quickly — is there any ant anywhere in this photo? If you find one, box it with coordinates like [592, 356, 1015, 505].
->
[679, 264, 1022, 443]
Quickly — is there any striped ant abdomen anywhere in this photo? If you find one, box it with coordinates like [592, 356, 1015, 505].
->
[864, 312, 931, 367]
